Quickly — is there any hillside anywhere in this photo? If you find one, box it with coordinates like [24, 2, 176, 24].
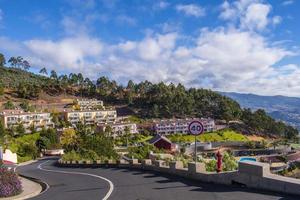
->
[221, 92, 300, 130]
[0, 66, 50, 87]
[0, 64, 298, 139]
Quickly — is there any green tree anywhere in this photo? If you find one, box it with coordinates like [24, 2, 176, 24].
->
[39, 67, 48, 75]
[36, 138, 47, 153]
[19, 100, 34, 112]
[17, 82, 40, 99]
[0, 53, 6, 66]
[0, 81, 4, 96]
[50, 70, 58, 80]
[82, 134, 118, 159]
[8, 56, 29, 70]
[8, 57, 18, 67]
[3, 100, 15, 109]
[0, 121, 5, 139]
[60, 129, 78, 151]
[104, 125, 112, 136]
[40, 128, 59, 149]
[16, 123, 26, 136]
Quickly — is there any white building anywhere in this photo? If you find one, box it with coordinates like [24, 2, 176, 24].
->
[154, 118, 215, 135]
[76, 99, 104, 109]
[97, 122, 138, 136]
[0, 109, 54, 132]
[64, 109, 117, 125]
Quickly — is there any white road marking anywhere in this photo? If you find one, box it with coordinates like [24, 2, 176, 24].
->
[38, 160, 114, 200]
[15, 162, 50, 196]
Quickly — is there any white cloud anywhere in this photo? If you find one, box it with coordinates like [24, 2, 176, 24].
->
[153, 1, 170, 10]
[220, 0, 281, 31]
[282, 0, 294, 6]
[272, 16, 282, 25]
[241, 3, 271, 31]
[175, 4, 205, 17]
[0, 1, 298, 97]
[137, 33, 177, 61]
[24, 36, 102, 71]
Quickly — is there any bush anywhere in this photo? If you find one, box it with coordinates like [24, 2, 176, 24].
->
[62, 149, 100, 162]
[0, 168, 22, 197]
[17, 143, 38, 160]
[222, 152, 238, 171]
[205, 152, 238, 172]
[127, 144, 161, 160]
[205, 159, 217, 172]
[62, 151, 82, 161]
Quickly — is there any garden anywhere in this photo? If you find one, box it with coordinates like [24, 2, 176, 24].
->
[0, 163, 22, 198]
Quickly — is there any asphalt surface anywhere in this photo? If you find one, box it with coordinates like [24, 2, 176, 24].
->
[17, 158, 300, 200]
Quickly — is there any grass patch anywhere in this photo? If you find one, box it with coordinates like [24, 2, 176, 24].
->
[167, 129, 248, 143]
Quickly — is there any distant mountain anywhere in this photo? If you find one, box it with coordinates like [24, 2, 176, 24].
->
[221, 92, 300, 130]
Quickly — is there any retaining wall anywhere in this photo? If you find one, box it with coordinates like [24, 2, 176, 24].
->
[57, 159, 300, 196]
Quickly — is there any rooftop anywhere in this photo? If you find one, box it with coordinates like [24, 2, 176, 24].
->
[0, 109, 51, 116]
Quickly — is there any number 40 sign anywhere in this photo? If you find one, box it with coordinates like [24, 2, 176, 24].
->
[188, 121, 204, 135]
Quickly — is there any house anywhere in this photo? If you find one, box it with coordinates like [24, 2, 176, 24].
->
[148, 134, 177, 151]
[153, 118, 215, 135]
[63, 109, 117, 125]
[0, 109, 54, 133]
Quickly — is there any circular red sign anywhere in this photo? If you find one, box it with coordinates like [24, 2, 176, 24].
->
[188, 121, 204, 135]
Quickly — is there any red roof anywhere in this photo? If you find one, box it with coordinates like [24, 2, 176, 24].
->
[2, 160, 16, 165]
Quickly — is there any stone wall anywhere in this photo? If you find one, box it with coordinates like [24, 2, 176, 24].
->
[57, 159, 300, 196]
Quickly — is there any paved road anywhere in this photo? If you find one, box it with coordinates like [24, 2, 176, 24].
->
[17, 158, 299, 200]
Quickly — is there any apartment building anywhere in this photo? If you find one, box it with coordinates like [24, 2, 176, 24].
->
[64, 109, 117, 125]
[0, 109, 54, 132]
[76, 99, 104, 109]
[153, 118, 215, 135]
[97, 122, 138, 136]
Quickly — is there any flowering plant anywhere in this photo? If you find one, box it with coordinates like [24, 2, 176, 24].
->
[0, 167, 22, 197]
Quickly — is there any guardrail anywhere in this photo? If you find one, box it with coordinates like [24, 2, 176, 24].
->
[57, 159, 300, 196]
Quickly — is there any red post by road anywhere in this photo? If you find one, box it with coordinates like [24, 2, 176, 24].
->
[216, 151, 222, 173]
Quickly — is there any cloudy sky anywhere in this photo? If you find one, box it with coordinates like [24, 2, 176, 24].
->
[0, 0, 299, 96]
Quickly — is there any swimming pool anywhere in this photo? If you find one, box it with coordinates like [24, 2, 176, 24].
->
[239, 157, 257, 162]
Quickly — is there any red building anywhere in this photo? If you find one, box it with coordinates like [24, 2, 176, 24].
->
[148, 134, 176, 152]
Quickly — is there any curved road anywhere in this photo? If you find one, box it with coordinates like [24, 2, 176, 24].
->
[17, 158, 299, 200]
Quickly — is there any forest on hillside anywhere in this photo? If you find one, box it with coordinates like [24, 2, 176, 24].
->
[0, 53, 298, 139]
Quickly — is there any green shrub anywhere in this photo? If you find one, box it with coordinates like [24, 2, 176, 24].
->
[3, 101, 15, 109]
[62, 151, 82, 161]
[222, 152, 238, 171]
[205, 159, 217, 172]
[127, 144, 161, 160]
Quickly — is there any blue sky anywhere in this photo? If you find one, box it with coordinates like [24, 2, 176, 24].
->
[0, 0, 299, 96]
